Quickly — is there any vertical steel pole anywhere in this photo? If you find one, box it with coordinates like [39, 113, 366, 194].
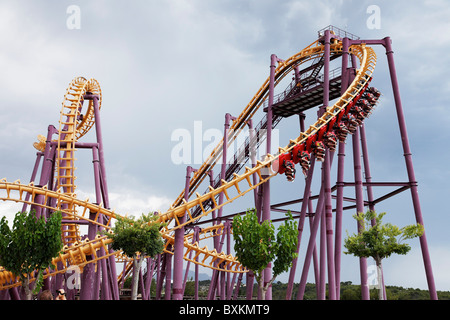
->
[194, 227, 200, 300]
[308, 195, 320, 297]
[334, 37, 349, 299]
[165, 250, 172, 300]
[321, 29, 336, 300]
[218, 113, 233, 222]
[319, 202, 326, 300]
[261, 53, 277, 300]
[285, 156, 316, 299]
[352, 127, 370, 300]
[297, 184, 326, 299]
[173, 166, 194, 300]
[155, 253, 167, 300]
[384, 37, 438, 300]
[92, 95, 110, 209]
[92, 95, 119, 299]
[207, 227, 227, 300]
[359, 123, 387, 299]
[79, 147, 101, 300]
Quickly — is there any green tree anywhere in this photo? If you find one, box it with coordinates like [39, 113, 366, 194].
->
[105, 213, 165, 300]
[232, 209, 298, 300]
[344, 210, 424, 300]
[0, 210, 63, 300]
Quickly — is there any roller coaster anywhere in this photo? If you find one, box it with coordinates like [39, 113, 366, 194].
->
[0, 26, 438, 300]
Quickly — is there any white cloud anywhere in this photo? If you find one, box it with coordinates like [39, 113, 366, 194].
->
[77, 187, 172, 218]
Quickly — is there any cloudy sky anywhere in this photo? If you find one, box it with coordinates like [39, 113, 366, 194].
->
[0, 0, 449, 295]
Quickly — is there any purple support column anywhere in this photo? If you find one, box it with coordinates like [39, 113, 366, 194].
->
[39, 125, 58, 188]
[207, 227, 227, 300]
[359, 123, 387, 299]
[218, 113, 234, 222]
[181, 226, 199, 297]
[297, 185, 326, 299]
[93, 260, 101, 299]
[194, 227, 200, 300]
[359, 124, 376, 213]
[182, 237, 194, 295]
[335, 37, 350, 299]
[308, 195, 320, 297]
[321, 30, 336, 300]
[91, 95, 119, 300]
[145, 258, 155, 300]
[97, 212, 111, 300]
[79, 209, 99, 300]
[285, 156, 316, 299]
[214, 113, 234, 296]
[384, 37, 438, 300]
[261, 53, 277, 300]
[323, 150, 336, 300]
[155, 253, 166, 300]
[319, 202, 326, 300]
[92, 146, 102, 204]
[26, 125, 58, 216]
[25, 153, 42, 215]
[245, 270, 255, 300]
[208, 171, 216, 224]
[165, 251, 172, 300]
[91, 95, 110, 209]
[173, 166, 196, 300]
[247, 119, 259, 207]
[226, 221, 232, 298]
[352, 128, 370, 300]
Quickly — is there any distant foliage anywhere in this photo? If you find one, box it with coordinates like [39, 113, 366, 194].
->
[0, 210, 63, 299]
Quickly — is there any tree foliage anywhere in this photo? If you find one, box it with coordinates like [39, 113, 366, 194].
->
[344, 210, 424, 260]
[344, 210, 424, 300]
[233, 209, 298, 299]
[105, 213, 165, 300]
[106, 213, 165, 258]
[0, 210, 63, 299]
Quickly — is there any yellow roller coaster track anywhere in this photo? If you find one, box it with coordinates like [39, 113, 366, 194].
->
[0, 38, 376, 290]
[160, 41, 376, 230]
[34, 77, 103, 247]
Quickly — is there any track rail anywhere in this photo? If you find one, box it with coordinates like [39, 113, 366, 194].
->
[0, 38, 377, 290]
[156, 43, 376, 230]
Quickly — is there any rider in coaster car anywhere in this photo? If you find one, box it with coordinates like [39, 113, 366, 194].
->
[311, 141, 325, 162]
[323, 131, 338, 151]
[298, 150, 311, 175]
[283, 159, 296, 182]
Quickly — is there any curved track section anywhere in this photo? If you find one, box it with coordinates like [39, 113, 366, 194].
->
[55, 77, 102, 246]
[0, 38, 377, 292]
[157, 43, 376, 230]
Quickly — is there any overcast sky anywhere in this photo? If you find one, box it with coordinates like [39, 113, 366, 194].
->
[0, 0, 449, 294]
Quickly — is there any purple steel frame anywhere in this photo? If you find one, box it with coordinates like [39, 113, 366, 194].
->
[160, 31, 437, 301]
[20, 94, 120, 300]
[275, 32, 437, 300]
[8, 31, 437, 301]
